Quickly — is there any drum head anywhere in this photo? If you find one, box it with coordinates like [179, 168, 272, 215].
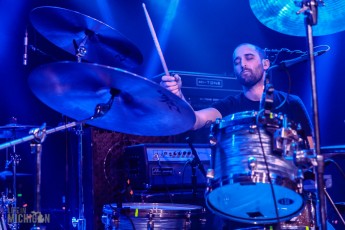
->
[206, 183, 304, 224]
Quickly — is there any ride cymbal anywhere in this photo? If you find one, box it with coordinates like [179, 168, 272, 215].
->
[30, 6, 143, 68]
[249, 0, 345, 36]
[28, 61, 196, 136]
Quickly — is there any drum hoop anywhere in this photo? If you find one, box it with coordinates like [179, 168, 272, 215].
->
[103, 203, 204, 217]
[206, 173, 299, 193]
[218, 110, 286, 130]
[205, 198, 305, 225]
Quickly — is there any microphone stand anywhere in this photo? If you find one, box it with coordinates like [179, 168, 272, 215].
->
[259, 67, 275, 116]
[302, 0, 327, 229]
[186, 137, 206, 198]
[296, 1, 327, 229]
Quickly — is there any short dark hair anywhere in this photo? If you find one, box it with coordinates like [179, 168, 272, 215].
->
[234, 43, 267, 60]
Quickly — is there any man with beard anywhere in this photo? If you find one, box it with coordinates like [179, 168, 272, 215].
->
[160, 43, 316, 229]
[160, 42, 313, 147]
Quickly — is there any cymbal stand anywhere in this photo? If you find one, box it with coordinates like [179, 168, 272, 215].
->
[296, 0, 327, 229]
[71, 35, 92, 230]
[71, 124, 86, 230]
[30, 124, 47, 230]
[73, 34, 88, 63]
[71, 96, 115, 230]
[1, 131, 24, 230]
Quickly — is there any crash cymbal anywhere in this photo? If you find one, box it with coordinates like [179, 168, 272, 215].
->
[249, 0, 345, 36]
[30, 6, 143, 68]
[28, 61, 196, 136]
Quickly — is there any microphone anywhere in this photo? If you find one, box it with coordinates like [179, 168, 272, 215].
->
[279, 49, 328, 68]
[23, 28, 28, 66]
[270, 50, 328, 69]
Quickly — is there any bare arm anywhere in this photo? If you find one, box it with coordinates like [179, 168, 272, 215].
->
[194, 108, 222, 130]
[160, 74, 222, 130]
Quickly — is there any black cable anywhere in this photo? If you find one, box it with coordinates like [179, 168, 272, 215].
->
[256, 110, 281, 229]
[267, 67, 292, 111]
[180, 159, 201, 203]
[181, 159, 191, 190]
[325, 159, 345, 180]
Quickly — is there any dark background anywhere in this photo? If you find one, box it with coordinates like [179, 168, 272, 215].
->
[0, 1, 344, 229]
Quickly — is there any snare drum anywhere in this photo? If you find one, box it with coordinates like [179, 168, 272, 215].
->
[205, 111, 304, 224]
[102, 202, 206, 229]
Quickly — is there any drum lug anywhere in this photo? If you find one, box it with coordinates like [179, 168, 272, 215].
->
[248, 156, 257, 176]
[101, 209, 120, 229]
[209, 129, 217, 146]
[296, 169, 304, 194]
[206, 168, 214, 179]
[205, 169, 214, 193]
[185, 211, 192, 229]
[249, 124, 257, 134]
[147, 212, 154, 230]
[293, 149, 316, 169]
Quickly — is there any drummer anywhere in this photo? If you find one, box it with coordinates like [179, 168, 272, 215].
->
[160, 43, 314, 148]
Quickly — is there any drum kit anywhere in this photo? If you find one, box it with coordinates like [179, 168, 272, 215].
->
[0, 1, 345, 230]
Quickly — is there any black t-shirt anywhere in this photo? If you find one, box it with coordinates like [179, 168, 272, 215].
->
[211, 90, 313, 136]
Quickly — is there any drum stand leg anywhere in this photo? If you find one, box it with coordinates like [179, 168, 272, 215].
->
[324, 187, 345, 227]
[30, 143, 43, 230]
[71, 124, 86, 230]
[29, 124, 47, 230]
[3, 145, 20, 230]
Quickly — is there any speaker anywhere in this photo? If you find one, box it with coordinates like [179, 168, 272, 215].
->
[152, 71, 242, 110]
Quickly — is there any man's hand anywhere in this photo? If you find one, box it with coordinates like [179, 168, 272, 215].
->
[160, 74, 184, 99]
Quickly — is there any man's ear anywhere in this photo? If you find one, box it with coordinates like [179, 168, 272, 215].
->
[262, 59, 270, 70]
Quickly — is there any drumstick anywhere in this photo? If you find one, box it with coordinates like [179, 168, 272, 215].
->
[142, 3, 170, 77]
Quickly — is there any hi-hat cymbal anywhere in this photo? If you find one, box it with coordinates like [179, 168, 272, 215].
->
[321, 145, 345, 152]
[321, 145, 345, 158]
[0, 124, 37, 130]
[0, 170, 32, 180]
[28, 61, 196, 136]
[249, 0, 345, 36]
[0, 124, 37, 139]
[30, 6, 143, 68]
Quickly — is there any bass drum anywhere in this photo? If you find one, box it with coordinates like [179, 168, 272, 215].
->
[205, 111, 304, 224]
[102, 202, 206, 229]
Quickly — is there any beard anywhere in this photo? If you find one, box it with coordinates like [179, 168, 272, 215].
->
[235, 67, 264, 88]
